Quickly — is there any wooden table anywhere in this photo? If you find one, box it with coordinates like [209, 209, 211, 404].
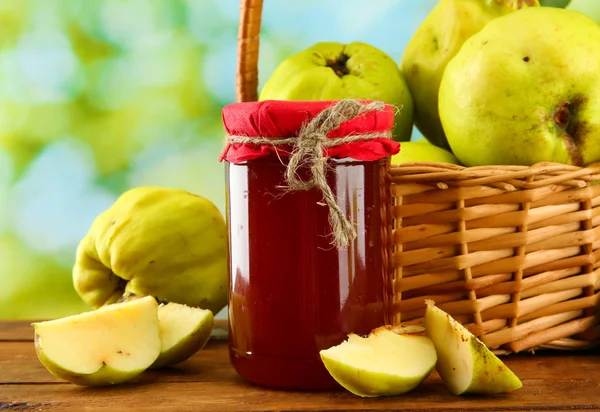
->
[1, 319, 599, 411]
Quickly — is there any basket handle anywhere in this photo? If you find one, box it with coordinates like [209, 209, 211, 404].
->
[237, 0, 264, 102]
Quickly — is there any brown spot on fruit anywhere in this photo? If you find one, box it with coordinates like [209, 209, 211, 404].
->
[554, 102, 570, 129]
[523, 56, 530, 62]
[555, 95, 589, 166]
[326, 53, 350, 78]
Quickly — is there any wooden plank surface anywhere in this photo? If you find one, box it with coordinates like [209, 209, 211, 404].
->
[0, 319, 40, 341]
[1, 320, 599, 411]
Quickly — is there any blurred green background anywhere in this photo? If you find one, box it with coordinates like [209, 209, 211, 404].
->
[1, 0, 595, 319]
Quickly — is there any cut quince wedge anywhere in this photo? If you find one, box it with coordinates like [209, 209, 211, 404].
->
[151, 302, 214, 369]
[32, 296, 161, 387]
[424, 300, 522, 395]
[320, 325, 437, 397]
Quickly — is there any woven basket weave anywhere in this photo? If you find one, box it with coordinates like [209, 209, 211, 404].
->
[236, 0, 600, 354]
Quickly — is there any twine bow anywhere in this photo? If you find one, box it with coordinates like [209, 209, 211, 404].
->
[227, 99, 392, 249]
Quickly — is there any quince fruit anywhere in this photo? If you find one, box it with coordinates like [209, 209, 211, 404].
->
[424, 300, 522, 395]
[320, 325, 437, 397]
[438, 6, 600, 167]
[73, 186, 228, 314]
[391, 140, 460, 165]
[33, 296, 161, 386]
[151, 302, 214, 369]
[401, 0, 539, 150]
[259, 41, 414, 142]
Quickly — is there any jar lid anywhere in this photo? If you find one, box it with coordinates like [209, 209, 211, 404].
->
[219, 99, 399, 163]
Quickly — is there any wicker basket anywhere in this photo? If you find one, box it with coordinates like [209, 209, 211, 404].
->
[236, 0, 600, 354]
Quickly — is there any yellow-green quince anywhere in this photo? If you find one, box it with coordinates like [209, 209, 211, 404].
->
[260, 41, 414, 142]
[73, 186, 228, 314]
[401, 0, 539, 150]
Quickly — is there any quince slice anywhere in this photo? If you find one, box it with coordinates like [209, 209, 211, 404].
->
[151, 302, 214, 368]
[424, 300, 522, 395]
[320, 326, 437, 397]
[33, 296, 160, 386]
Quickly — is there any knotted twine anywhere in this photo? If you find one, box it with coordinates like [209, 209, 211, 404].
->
[226, 99, 392, 249]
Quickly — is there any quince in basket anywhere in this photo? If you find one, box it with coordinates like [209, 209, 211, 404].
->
[73, 186, 228, 315]
[259, 41, 414, 142]
[33, 297, 214, 386]
[401, 0, 539, 150]
[439, 7, 600, 167]
[391, 140, 460, 165]
[320, 303, 521, 397]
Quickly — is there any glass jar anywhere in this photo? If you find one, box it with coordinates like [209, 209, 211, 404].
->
[220, 100, 399, 390]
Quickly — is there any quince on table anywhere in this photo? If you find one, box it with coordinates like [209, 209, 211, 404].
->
[33, 297, 215, 386]
[33, 296, 162, 387]
[320, 325, 437, 397]
[73, 186, 228, 315]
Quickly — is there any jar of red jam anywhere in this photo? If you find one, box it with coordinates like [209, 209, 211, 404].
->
[220, 99, 399, 390]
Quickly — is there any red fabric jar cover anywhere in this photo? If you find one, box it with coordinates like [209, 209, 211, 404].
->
[219, 100, 400, 163]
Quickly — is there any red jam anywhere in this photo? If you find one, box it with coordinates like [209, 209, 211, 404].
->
[225, 156, 393, 389]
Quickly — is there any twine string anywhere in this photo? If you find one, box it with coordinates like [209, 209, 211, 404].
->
[227, 99, 391, 248]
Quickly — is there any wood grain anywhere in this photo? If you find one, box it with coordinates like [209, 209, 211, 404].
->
[1, 321, 599, 411]
[0, 320, 39, 341]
